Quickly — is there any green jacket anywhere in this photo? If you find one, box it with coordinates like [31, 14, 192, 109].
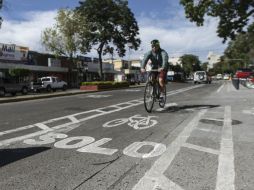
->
[141, 48, 169, 70]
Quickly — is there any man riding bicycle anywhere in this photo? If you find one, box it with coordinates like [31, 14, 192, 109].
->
[141, 39, 169, 99]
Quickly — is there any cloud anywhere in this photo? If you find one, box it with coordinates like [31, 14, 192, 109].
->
[0, 10, 57, 52]
[135, 10, 227, 62]
[0, 8, 227, 62]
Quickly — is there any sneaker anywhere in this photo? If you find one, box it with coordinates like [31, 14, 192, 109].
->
[159, 94, 165, 102]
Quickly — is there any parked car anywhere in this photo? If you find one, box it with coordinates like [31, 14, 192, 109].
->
[216, 74, 223, 80]
[235, 68, 253, 78]
[30, 76, 67, 92]
[193, 71, 211, 84]
[0, 77, 30, 97]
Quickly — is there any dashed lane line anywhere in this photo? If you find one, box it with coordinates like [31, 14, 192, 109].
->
[217, 83, 225, 93]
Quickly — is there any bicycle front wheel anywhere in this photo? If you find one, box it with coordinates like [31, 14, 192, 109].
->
[144, 82, 155, 113]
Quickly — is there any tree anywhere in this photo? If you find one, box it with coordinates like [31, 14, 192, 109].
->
[75, 0, 141, 80]
[42, 9, 80, 87]
[9, 68, 31, 82]
[201, 62, 208, 71]
[223, 23, 254, 71]
[180, 0, 254, 42]
[180, 54, 201, 77]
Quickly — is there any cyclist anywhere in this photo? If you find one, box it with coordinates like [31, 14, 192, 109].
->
[141, 39, 169, 99]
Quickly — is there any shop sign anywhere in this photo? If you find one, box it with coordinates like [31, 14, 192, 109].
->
[0, 43, 29, 61]
[48, 58, 61, 67]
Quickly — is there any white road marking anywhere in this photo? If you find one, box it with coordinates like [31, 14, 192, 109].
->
[34, 123, 52, 130]
[132, 109, 207, 190]
[201, 117, 224, 122]
[243, 108, 254, 115]
[77, 138, 118, 155]
[86, 94, 112, 98]
[124, 89, 141, 92]
[216, 106, 235, 190]
[183, 143, 219, 155]
[54, 136, 95, 149]
[196, 127, 220, 133]
[217, 83, 225, 93]
[123, 141, 166, 158]
[0, 85, 204, 147]
[24, 132, 68, 145]
[0, 129, 53, 147]
[0, 125, 34, 136]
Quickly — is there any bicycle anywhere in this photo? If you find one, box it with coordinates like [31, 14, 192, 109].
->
[144, 69, 166, 113]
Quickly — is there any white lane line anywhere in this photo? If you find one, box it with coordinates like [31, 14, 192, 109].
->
[156, 103, 177, 112]
[216, 106, 235, 190]
[183, 143, 219, 155]
[202, 117, 224, 122]
[217, 83, 225, 93]
[0, 85, 204, 147]
[34, 123, 52, 130]
[132, 109, 207, 190]
[0, 129, 52, 147]
[0, 125, 35, 136]
[196, 127, 220, 133]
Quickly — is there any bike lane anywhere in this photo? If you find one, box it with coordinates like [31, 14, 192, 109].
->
[0, 84, 224, 190]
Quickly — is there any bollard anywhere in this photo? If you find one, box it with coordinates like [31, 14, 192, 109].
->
[232, 77, 239, 90]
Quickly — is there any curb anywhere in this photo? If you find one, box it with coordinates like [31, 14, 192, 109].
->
[0, 84, 145, 104]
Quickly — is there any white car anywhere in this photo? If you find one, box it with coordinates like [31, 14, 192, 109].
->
[216, 74, 223, 80]
[193, 71, 211, 84]
[31, 76, 68, 92]
[223, 74, 230, 80]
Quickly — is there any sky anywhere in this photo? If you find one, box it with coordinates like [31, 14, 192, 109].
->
[0, 0, 228, 62]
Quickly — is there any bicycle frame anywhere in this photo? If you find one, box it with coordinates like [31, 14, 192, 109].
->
[144, 69, 167, 113]
[147, 70, 160, 99]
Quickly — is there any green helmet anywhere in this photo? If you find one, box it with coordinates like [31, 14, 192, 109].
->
[151, 39, 160, 46]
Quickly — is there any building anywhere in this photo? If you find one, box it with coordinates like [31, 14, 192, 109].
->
[168, 57, 182, 66]
[77, 56, 116, 83]
[207, 51, 221, 70]
[110, 59, 142, 83]
[0, 42, 120, 87]
[0, 43, 71, 84]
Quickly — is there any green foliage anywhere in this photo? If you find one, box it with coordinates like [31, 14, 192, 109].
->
[180, 0, 254, 42]
[171, 64, 183, 73]
[41, 9, 79, 58]
[9, 68, 31, 77]
[201, 62, 208, 71]
[75, 0, 141, 79]
[180, 54, 202, 76]
[223, 23, 254, 72]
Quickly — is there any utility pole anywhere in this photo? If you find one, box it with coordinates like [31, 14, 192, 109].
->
[0, 0, 3, 28]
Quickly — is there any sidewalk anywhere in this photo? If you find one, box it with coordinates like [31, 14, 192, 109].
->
[0, 84, 146, 104]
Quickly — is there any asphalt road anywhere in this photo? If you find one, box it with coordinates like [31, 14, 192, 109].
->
[0, 81, 253, 190]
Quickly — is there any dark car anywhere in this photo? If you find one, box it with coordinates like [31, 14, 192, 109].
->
[0, 77, 30, 97]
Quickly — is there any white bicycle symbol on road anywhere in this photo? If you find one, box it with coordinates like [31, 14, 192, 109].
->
[102, 115, 158, 130]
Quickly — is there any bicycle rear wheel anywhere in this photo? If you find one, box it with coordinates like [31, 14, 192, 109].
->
[144, 82, 155, 113]
[159, 86, 166, 108]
